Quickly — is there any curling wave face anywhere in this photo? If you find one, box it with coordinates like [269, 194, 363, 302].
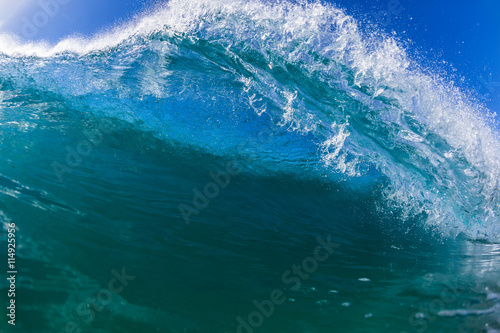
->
[0, 0, 499, 241]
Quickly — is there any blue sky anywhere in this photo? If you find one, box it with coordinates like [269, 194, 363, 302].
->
[1, 0, 499, 117]
[334, 0, 500, 117]
[0, 0, 156, 41]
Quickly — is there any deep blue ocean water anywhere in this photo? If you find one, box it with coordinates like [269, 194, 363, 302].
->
[0, 0, 499, 332]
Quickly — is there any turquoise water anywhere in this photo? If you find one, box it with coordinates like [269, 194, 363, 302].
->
[1, 0, 500, 332]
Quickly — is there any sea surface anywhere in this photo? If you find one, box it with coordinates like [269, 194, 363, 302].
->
[0, 0, 499, 332]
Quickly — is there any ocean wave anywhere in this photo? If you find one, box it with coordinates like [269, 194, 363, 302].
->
[0, 0, 499, 241]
